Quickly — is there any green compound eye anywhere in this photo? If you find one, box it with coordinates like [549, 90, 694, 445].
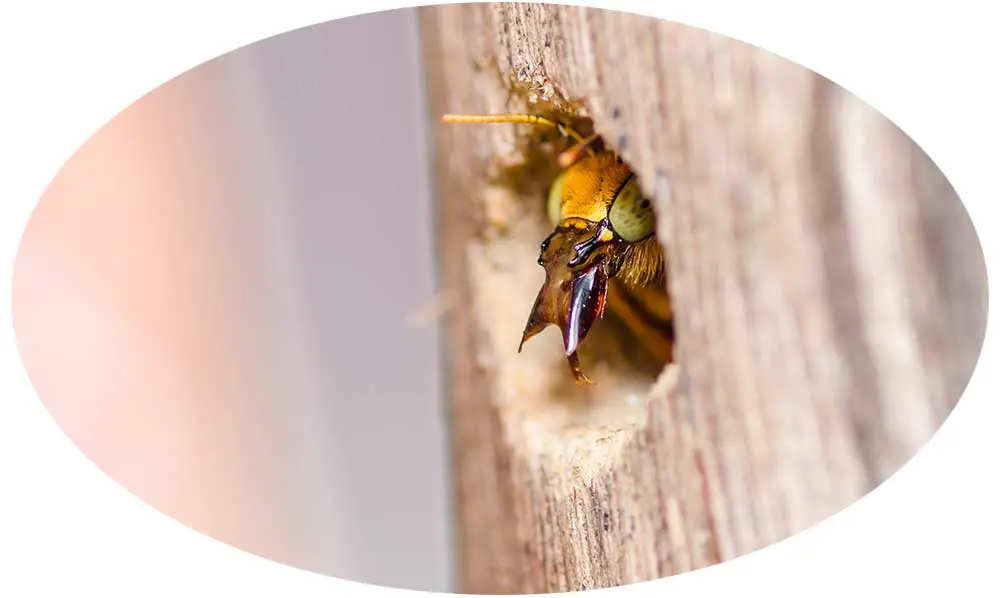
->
[608, 176, 655, 242]
[547, 169, 567, 227]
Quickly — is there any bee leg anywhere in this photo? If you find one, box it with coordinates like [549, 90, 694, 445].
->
[558, 133, 600, 168]
[567, 351, 594, 384]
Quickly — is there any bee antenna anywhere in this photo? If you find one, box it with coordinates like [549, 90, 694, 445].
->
[441, 113, 588, 146]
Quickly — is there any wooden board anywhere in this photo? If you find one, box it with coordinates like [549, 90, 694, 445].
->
[418, 3, 988, 593]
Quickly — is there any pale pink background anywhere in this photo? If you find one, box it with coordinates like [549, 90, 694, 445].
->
[12, 8, 452, 592]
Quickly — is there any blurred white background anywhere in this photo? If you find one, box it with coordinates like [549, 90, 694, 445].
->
[13, 8, 452, 593]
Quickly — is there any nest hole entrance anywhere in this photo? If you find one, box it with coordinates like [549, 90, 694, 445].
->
[464, 99, 675, 465]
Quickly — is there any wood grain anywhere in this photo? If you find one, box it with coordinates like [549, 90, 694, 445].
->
[418, 3, 988, 594]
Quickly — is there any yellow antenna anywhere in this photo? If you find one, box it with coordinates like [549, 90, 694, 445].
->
[441, 112, 589, 146]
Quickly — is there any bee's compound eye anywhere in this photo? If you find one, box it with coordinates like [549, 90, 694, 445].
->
[608, 177, 655, 243]
[547, 169, 568, 227]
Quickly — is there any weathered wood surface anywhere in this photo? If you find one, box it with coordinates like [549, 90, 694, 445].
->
[418, 2, 988, 594]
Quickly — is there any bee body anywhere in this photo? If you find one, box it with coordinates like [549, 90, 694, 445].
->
[442, 111, 673, 383]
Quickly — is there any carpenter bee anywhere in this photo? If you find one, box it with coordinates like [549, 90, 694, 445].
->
[442, 112, 673, 383]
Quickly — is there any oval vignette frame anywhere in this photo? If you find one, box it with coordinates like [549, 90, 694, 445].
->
[9, 2, 991, 596]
